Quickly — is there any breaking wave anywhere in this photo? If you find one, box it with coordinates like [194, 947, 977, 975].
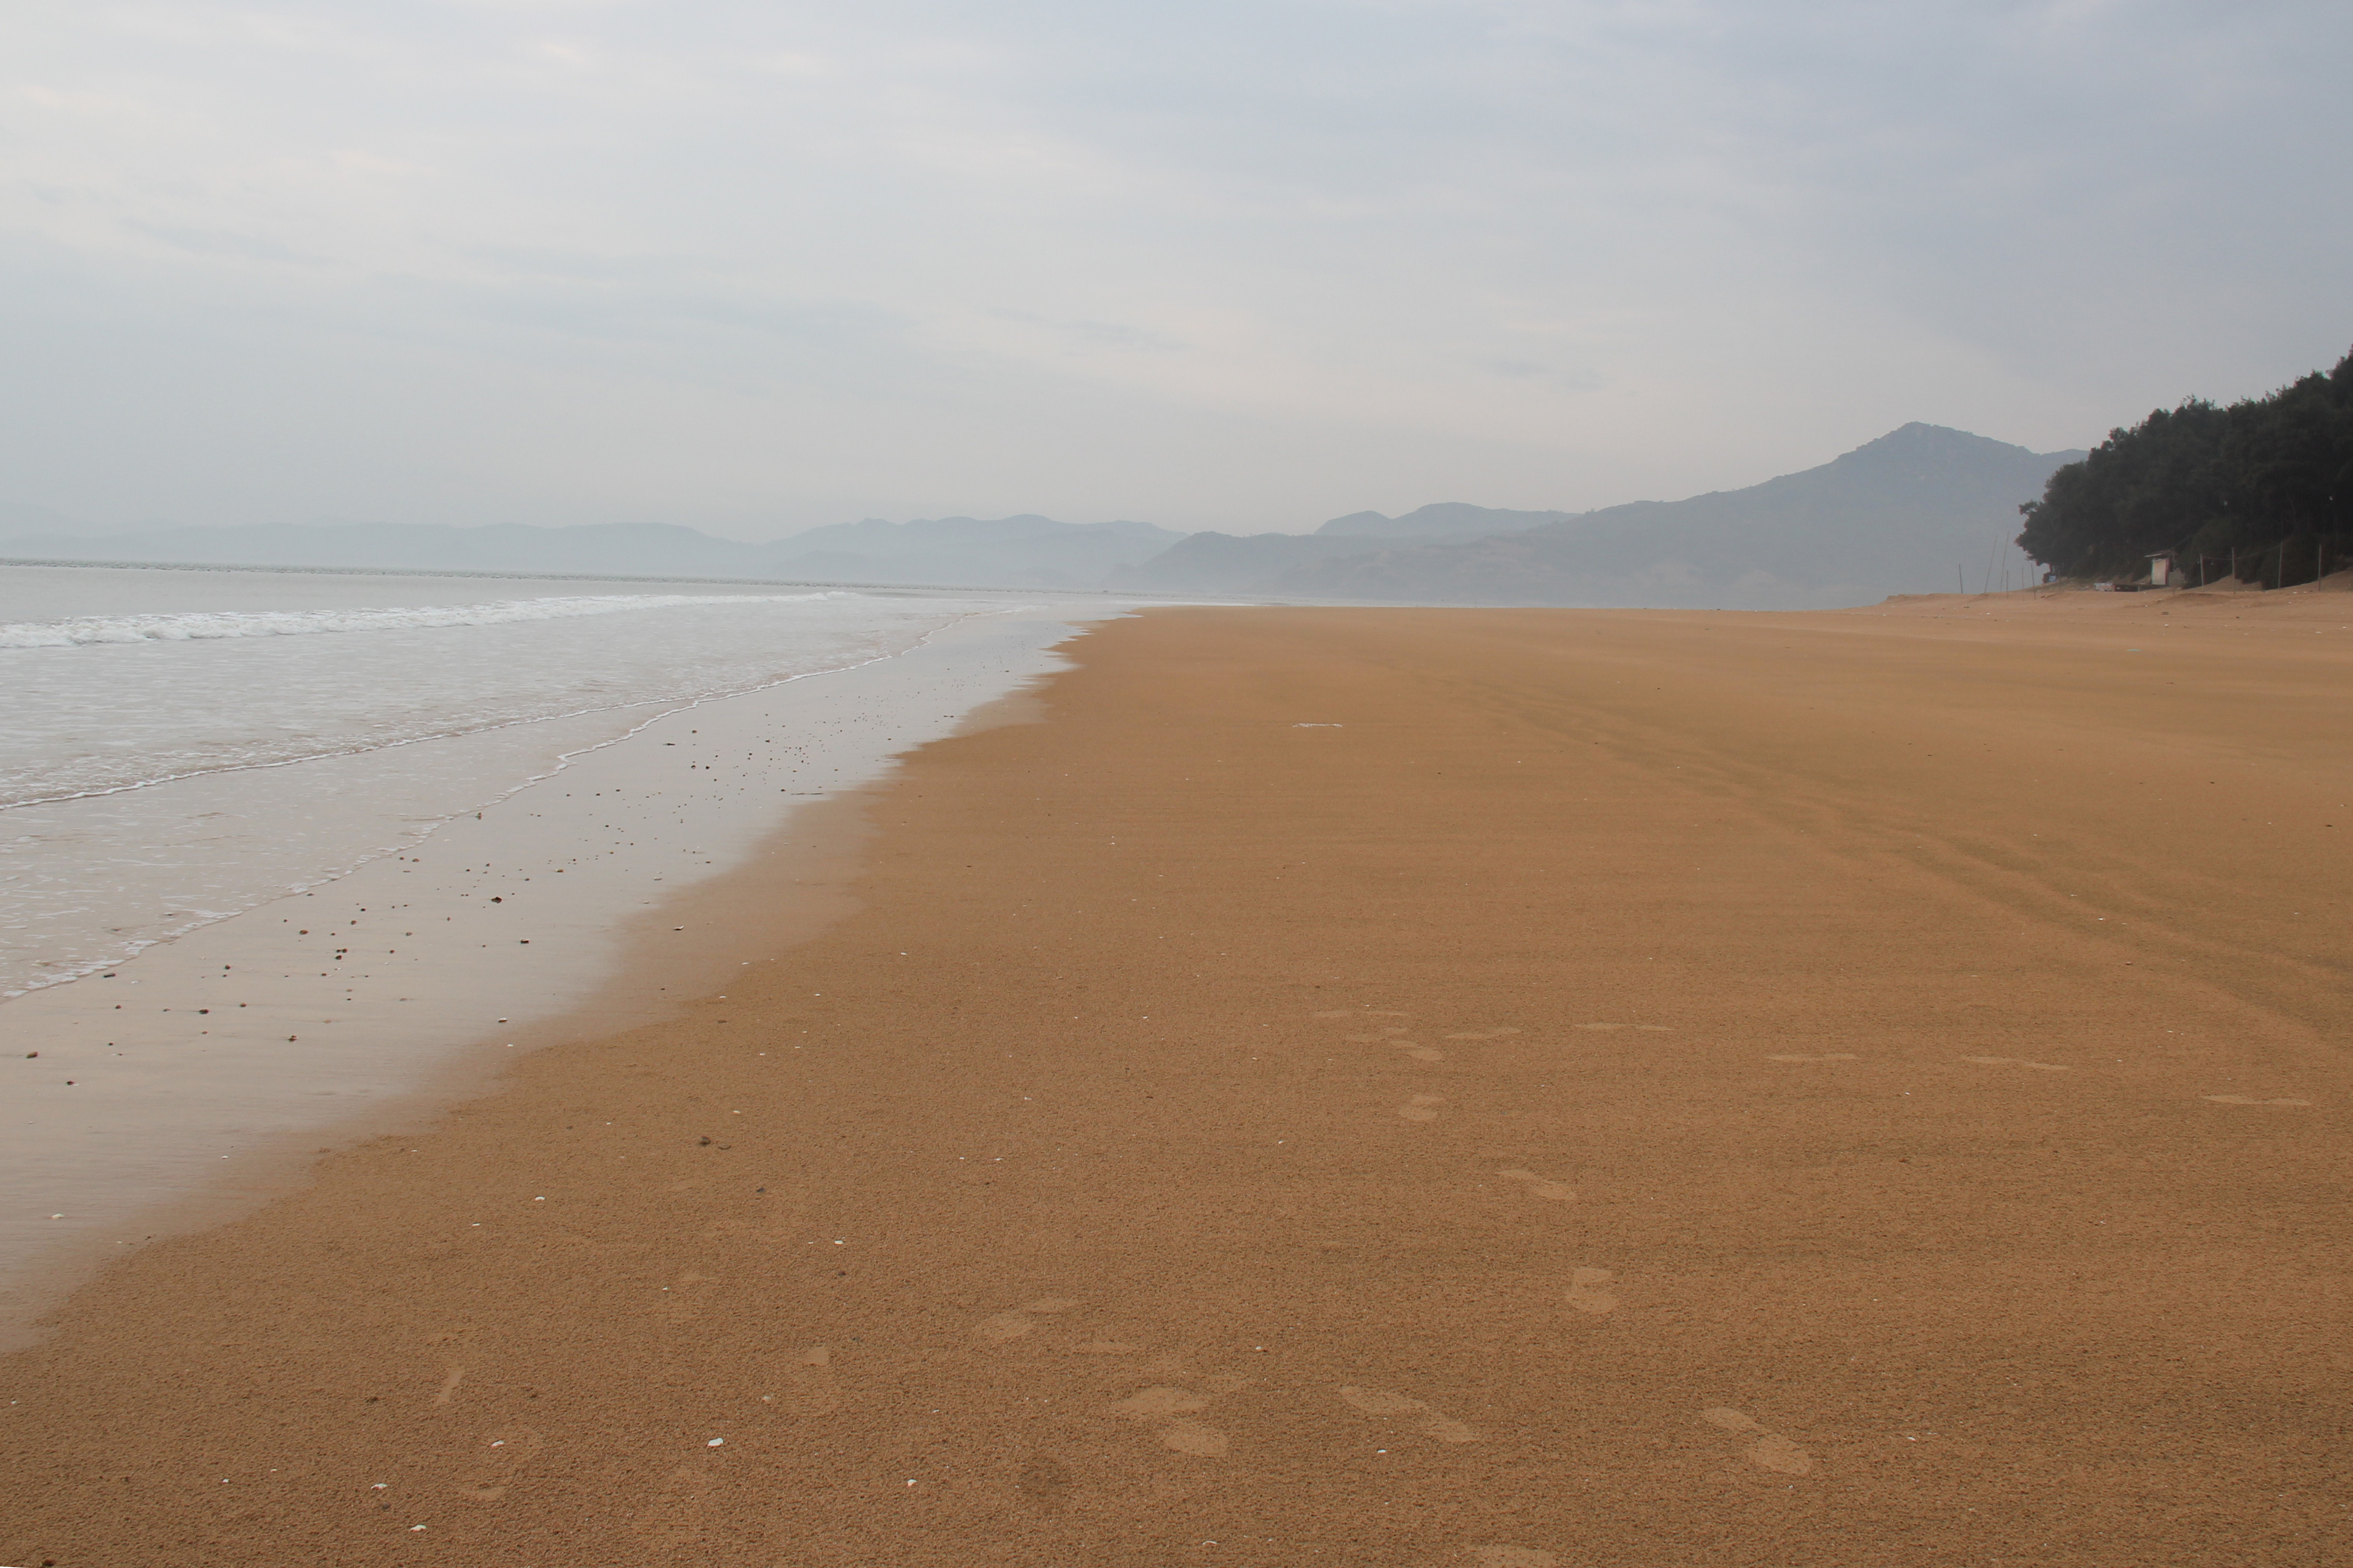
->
[0, 591, 858, 650]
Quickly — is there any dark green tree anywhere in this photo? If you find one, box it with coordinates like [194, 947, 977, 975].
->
[2019, 348, 2353, 583]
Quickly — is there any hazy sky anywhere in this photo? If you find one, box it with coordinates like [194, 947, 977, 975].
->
[4, 1, 2348, 538]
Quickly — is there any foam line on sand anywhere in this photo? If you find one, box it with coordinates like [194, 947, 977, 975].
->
[0, 604, 1118, 1344]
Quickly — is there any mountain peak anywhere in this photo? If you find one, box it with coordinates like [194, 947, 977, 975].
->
[1317, 502, 1579, 539]
[1126, 422, 2082, 606]
[1843, 422, 2075, 464]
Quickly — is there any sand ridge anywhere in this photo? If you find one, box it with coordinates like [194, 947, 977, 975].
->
[2, 598, 2348, 1566]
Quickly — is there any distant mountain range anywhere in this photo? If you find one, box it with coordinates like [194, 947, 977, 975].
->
[2, 424, 2085, 606]
[1114, 425, 2085, 606]
[764, 515, 1182, 587]
[1317, 503, 1581, 539]
[0, 515, 1185, 590]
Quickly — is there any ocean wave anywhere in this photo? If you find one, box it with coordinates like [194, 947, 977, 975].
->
[0, 591, 859, 650]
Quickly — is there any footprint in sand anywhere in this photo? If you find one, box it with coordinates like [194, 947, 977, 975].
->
[1348, 1030, 1446, 1061]
[2203, 1094, 2314, 1106]
[660, 1269, 721, 1324]
[1961, 1055, 2069, 1072]
[1338, 1384, 1479, 1443]
[1399, 1094, 1446, 1122]
[1563, 1267, 1618, 1315]
[1466, 1549, 1559, 1568]
[1109, 1379, 1248, 1457]
[633, 1458, 718, 1549]
[1324, 1010, 1506, 1063]
[453, 1425, 543, 1502]
[1701, 1407, 1814, 1475]
[783, 1345, 841, 1414]
[1014, 1453, 1074, 1513]
[1767, 1053, 1858, 1063]
[1497, 1168, 1575, 1202]
[975, 1297, 1080, 1345]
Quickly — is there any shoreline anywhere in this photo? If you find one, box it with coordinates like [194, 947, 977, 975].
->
[0, 566, 1084, 1001]
[3, 597, 2347, 1565]
[0, 603, 1120, 1347]
[0, 551, 1217, 601]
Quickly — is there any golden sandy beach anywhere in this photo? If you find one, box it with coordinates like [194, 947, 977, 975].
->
[4, 590, 2349, 1566]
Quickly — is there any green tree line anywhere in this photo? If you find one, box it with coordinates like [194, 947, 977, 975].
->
[2017, 347, 2353, 584]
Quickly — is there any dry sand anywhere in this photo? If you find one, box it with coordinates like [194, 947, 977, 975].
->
[4, 591, 2349, 1566]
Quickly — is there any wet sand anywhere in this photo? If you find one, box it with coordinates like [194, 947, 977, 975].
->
[4, 592, 2350, 1566]
[0, 604, 1105, 1343]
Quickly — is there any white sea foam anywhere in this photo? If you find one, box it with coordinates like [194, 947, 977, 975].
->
[0, 566, 1046, 997]
[0, 596, 1121, 1345]
[0, 590, 851, 649]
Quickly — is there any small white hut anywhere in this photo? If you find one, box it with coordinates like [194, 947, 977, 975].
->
[2146, 549, 2178, 587]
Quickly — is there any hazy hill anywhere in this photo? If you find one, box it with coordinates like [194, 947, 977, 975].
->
[0, 515, 1182, 589]
[1317, 502, 1579, 539]
[5, 425, 2078, 604]
[1110, 502, 1558, 593]
[1103, 531, 1381, 594]
[0, 501, 92, 537]
[766, 514, 1182, 587]
[1119, 424, 2083, 606]
[0, 521, 773, 578]
[1293, 424, 2081, 607]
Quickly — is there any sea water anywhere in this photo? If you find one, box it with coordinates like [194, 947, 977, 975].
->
[0, 561, 1128, 1340]
[0, 564, 1031, 997]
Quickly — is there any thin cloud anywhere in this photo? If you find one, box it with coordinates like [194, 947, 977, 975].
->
[0, 0, 2345, 536]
